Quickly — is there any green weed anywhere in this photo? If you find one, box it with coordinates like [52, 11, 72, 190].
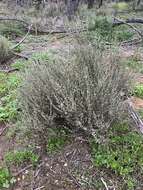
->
[134, 84, 143, 98]
[0, 73, 21, 122]
[91, 123, 143, 189]
[47, 130, 68, 153]
[11, 60, 27, 70]
[0, 168, 11, 189]
[5, 150, 39, 166]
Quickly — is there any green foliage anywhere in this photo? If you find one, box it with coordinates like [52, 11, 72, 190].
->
[114, 29, 133, 42]
[91, 123, 143, 189]
[11, 60, 27, 70]
[0, 168, 11, 189]
[112, 2, 129, 11]
[0, 23, 25, 39]
[134, 84, 143, 98]
[88, 16, 113, 41]
[0, 73, 20, 122]
[31, 51, 56, 62]
[0, 93, 18, 122]
[87, 16, 134, 43]
[123, 56, 143, 73]
[47, 130, 68, 153]
[5, 150, 39, 166]
[14, 45, 23, 53]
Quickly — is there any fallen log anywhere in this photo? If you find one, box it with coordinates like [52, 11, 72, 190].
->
[113, 18, 143, 26]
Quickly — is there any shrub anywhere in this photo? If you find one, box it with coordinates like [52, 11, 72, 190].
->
[0, 36, 12, 64]
[18, 44, 132, 153]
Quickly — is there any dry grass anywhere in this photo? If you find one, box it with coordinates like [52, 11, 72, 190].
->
[0, 36, 12, 64]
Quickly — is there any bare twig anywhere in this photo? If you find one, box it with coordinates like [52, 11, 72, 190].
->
[0, 68, 19, 73]
[14, 164, 33, 177]
[0, 125, 9, 136]
[11, 24, 32, 50]
[101, 177, 109, 190]
[128, 101, 143, 134]
[12, 52, 29, 60]
[114, 17, 143, 38]
[34, 186, 45, 190]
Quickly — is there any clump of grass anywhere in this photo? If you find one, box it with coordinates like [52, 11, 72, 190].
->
[0, 36, 12, 64]
[91, 123, 143, 189]
[18, 43, 132, 154]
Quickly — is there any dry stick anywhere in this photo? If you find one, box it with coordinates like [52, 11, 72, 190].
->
[114, 17, 143, 38]
[0, 125, 9, 136]
[101, 177, 109, 190]
[128, 101, 143, 134]
[13, 52, 29, 60]
[11, 24, 33, 50]
[34, 186, 45, 190]
[0, 68, 19, 73]
[13, 164, 33, 177]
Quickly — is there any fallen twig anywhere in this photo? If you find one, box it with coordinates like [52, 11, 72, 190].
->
[0, 68, 19, 73]
[101, 177, 109, 190]
[13, 52, 29, 60]
[0, 125, 9, 136]
[128, 101, 143, 134]
[34, 186, 45, 190]
[14, 164, 33, 177]
[11, 24, 32, 50]
[113, 18, 143, 26]
[114, 17, 143, 38]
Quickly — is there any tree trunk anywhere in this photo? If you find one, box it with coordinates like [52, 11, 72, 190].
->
[87, 0, 94, 9]
[66, 0, 80, 20]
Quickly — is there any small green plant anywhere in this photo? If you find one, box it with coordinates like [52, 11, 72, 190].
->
[91, 123, 143, 189]
[47, 130, 68, 153]
[0, 168, 11, 189]
[134, 84, 143, 98]
[0, 93, 18, 122]
[0, 73, 21, 122]
[31, 51, 56, 62]
[114, 29, 133, 42]
[88, 16, 113, 41]
[5, 150, 39, 166]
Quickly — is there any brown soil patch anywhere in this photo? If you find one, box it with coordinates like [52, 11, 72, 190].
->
[130, 96, 143, 110]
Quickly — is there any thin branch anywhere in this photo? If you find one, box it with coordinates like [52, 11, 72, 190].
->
[114, 17, 143, 38]
[34, 186, 45, 190]
[0, 68, 20, 73]
[11, 24, 32, 50]
[0, 125, 9, 136]
[14, 164, 33, 177]
[12, 52, 29, 60]
[101, 177, 109, 190]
